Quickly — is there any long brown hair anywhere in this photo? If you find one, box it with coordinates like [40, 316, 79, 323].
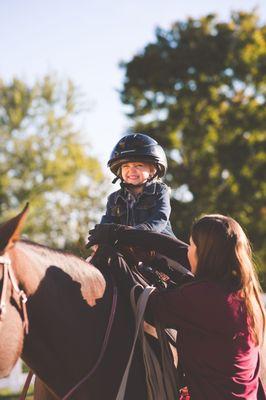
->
[191, 214, 266, 345]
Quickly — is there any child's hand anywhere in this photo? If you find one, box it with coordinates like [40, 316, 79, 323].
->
[86, 223, 126, 248]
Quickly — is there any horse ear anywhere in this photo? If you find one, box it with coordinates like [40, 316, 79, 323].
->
[0, 203, 29, 253]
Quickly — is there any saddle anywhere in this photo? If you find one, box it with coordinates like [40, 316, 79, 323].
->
[88, 227, 192, 393]
[88, 226, 194, 290]
[131, 256, 193, 290]
[111, 229, 194, 290]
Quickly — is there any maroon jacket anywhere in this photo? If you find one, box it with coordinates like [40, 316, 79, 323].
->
[148, 280, 265, 399]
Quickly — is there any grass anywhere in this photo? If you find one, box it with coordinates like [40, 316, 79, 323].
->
[0, 396, 33, 400]
[0, 387, 33, 399]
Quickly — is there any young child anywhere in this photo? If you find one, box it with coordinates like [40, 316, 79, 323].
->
[100, 133, 176, 238]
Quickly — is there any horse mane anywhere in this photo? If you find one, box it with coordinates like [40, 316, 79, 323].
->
[20, 238, 81, 257]
[16, 239, 106, 307]
[19, 238, 90, 270]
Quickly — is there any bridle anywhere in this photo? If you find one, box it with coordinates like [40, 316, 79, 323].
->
[0, 255, 29, 334]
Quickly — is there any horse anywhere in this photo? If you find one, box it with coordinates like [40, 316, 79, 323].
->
[0, 205, 191, 399]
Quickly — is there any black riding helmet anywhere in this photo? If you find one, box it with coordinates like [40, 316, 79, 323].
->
[108, 133, 167, 179]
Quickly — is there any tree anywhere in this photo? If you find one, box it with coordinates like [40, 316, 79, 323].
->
[120, 11, 266, 284]
[0, 75, 107, 254]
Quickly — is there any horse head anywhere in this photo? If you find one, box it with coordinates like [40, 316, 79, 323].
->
[0, 203, 29, 377]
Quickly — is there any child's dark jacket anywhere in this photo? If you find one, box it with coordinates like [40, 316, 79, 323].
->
[101, 181, 175, 237]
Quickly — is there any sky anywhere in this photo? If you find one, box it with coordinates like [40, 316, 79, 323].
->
[1, 0, 266, 170]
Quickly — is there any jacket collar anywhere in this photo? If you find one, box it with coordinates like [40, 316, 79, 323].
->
[114, 181, 157, 204]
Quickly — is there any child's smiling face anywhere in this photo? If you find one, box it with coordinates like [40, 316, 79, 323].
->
[121, 161, 155, 185]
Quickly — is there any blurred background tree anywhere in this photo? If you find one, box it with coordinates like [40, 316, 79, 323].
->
[0, 75, 107, 255]
[120, 10, 266, 287]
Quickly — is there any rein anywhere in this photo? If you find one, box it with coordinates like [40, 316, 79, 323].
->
[62, 275, 118, 399]
[20, 272, 118, 400]
[0, 255, 29, 334]
[116, 285, 178, 400]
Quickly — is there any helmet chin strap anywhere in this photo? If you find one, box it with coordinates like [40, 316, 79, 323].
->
[147, 172, 158, 182]
[112, 176, 120, 184]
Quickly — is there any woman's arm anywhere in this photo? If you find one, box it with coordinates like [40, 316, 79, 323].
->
[106, 246, 194, 330]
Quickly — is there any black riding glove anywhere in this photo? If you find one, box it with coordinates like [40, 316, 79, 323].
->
[86, 223, 128, 248]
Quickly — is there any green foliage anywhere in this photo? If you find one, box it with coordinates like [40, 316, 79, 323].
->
[120, 11, 266, 287]
[0, 75, 107, 252]
[21, 361, 29, 374]
[0, 388, 33, 399]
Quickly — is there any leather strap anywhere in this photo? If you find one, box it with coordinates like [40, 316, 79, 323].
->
[19, 370, 34, 400]
[0, 260, 9, 317]
[0, 255, 29, 334]
[0, 256, 31, 399]
[62, 278, 118, 400]
[116, 285, 178, 400]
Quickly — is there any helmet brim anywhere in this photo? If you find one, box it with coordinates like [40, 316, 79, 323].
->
[109, 155, 165, 178]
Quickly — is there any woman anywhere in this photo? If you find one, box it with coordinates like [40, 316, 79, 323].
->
[147, 214, 266, 399]
[92, 214, 266, 399]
